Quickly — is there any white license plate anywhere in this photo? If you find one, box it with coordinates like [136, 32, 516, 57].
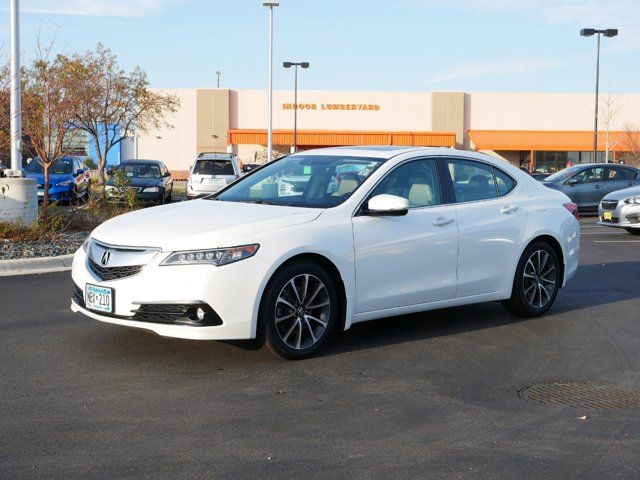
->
[204, 178, 226, 186]
[85, 284, 114, 314]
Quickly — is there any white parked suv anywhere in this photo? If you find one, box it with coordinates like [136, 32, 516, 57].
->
[71, 147, 580, 359]
[186, 153, 242, 199]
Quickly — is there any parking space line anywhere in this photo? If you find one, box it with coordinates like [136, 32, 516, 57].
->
[594, 240, 640, 243]
[580, 232, 626, 235]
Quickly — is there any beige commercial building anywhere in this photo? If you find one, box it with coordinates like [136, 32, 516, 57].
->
[137, 89, 640, 179]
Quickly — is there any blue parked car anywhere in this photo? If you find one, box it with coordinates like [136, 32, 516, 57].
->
[23, 156, 91, 203]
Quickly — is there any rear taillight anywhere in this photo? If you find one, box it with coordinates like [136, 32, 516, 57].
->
[563, 202, 580, 220]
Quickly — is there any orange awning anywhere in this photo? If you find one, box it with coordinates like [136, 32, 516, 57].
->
[469, 130, 640, 152]
[228, 129, 456, 148]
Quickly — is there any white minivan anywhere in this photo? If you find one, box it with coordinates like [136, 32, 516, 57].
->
[186, 153, 242, 199]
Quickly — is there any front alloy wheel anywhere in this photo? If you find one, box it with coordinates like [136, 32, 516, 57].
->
[261, 261, 338, 359]
[503, 241, 560, 317]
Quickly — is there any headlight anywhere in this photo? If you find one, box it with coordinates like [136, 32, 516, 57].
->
[624, 197, 640, 205]
[143, 187, 160, 193]
[57, 180, 73, 187]
[161, 244, 259, 267]
[82, 237, 91, 252]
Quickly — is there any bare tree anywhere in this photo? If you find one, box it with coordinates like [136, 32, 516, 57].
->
[599, 93, 622, 163]
[0, 55, 11, 165]
[66, 44, 179, 185]
[20, 41, 82, 205]
[619, 123, 640, 166]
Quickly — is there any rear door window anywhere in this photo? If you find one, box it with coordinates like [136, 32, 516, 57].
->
[446, 159, 498, 202]
[193, 160, 235, 176]
[606, 167, 637, 181]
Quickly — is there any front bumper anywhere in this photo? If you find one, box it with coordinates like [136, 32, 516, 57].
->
[70, 245, 271, 340]
[37, 185, 74, 201]
[597, 201, 640, 229]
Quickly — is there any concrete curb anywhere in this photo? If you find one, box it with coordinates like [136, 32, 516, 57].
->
[0, 254, 74, 276]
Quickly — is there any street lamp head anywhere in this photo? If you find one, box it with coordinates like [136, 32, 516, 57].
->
[580, 28, 596, 37]
[604, 28, 619, 37]
[263, 1, 279, 6]
[283, 62, 293, 68]
[300, 62, 310, 69]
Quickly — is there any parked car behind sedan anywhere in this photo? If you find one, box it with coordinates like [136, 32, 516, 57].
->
[71, 146, 579, 360]
[542, 164, 640, 212]
[186, 153, 242, 199]
[105, 159, 173, 205]
[23, 156, 91, 203]
[598, 185, 640, 235]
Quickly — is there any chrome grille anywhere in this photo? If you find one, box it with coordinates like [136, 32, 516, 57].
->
[601, 200, 619, 210]
[88, 257, 143, 281]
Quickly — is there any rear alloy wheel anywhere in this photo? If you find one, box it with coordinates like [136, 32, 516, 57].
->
[261, 261, 338, 359]
[503, 242, 560, 317]
[625, 228, 640, 236]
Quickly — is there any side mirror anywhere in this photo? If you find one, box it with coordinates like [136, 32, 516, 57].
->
[242, 165, 253, 173]
[106, 168, 114, 176]
[565, 178, 579, 186]
[74, 169, 83, 177]
[365, 194, 409, 216]
[162, 171, 171, 177]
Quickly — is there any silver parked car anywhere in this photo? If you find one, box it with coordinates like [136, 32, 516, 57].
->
[186, 153, 242, 199]
[598, 185, 640, 235]
[542, 164, 640, 212]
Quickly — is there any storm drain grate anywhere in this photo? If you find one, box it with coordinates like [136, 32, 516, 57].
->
[519, 382, 640, 410]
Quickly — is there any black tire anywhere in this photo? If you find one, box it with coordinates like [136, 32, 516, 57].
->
[625, 228, 640, 236]
[260, 260, 338, 360]
[166, 188, 172, 203]
[502, 241, 561, 317]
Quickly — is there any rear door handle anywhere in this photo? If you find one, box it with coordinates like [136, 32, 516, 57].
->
[500, 205, 519, 214]
[432, 216, 454, 226]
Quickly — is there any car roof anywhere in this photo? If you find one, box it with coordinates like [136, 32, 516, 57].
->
[296, 146, 451, 159]
[120, 159, 163, 165]
[196, 153, 236, 160]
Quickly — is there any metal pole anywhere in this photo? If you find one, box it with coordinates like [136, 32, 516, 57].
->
[593, 32, 601, 162]
[267, 6, 274, 162]
[293, 64, 298, 152]
[10, 0, 21, 172]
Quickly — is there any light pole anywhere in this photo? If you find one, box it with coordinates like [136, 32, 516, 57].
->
[580, 28, 618, 163]
[283, 61, 309, 153]
[10, 0, 21, 173]
[263, 1, 279, 161]
[216, 70, 223, 88]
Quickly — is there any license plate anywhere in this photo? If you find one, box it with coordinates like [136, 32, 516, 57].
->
[85, 284, 114, 314]
[204, 178, 226, 186]
[603, 211, 613, 221]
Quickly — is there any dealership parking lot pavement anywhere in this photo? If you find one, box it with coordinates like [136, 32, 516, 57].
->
[1, 217, 639, 479]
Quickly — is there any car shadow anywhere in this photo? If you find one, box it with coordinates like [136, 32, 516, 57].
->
[321, 261, 640, 357]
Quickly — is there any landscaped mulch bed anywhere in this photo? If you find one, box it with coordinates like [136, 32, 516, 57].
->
[0, 231, 89, 261]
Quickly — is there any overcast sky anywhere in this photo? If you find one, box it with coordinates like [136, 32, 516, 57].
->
[0, 0, 638, 93]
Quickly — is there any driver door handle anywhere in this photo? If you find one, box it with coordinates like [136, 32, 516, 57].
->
[432, 216, 454, 226]
[500, 205, 519, 214]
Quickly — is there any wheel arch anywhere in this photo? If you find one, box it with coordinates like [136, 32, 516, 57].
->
[524, 234, 565, 286]
[257, 252, 349, 335]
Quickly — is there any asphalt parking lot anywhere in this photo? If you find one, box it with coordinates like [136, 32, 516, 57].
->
[1, 217, 639, 479]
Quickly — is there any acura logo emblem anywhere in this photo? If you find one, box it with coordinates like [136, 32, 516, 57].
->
[101, 251, 111, 266]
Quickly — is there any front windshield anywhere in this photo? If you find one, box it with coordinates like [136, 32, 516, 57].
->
[117, 163, 161, 179]
[214, 155, 384, 208]
[544, 166, 580, 183]
[25, 158, 74, 175]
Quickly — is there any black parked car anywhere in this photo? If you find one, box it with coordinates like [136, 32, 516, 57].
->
[106, 159, 173, 206]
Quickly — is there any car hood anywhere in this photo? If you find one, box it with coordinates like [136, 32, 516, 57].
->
[106, 176, 161, 188]
[24, 172, 73, 185]
[602, 185, 640, 201]
[91, 200, 324, 251]
[541, 181, 563, 190]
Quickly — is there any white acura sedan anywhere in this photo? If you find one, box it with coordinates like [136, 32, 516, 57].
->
[71, 147, 580, 359]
